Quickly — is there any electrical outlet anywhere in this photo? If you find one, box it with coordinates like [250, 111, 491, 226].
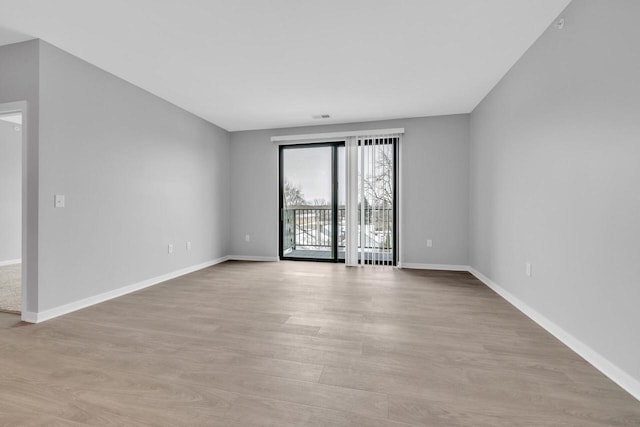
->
[168, 244, 174, 254]
[525, 262, 532, 277]
[245, 234, 250, 242]
[426, 239, 433, 248]
[186, 241, 192, 251]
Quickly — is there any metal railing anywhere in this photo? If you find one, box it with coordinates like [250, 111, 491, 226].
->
[283, 207, 393, 252]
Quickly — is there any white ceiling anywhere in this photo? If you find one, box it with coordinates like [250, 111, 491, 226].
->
[0, 0, 570, 131]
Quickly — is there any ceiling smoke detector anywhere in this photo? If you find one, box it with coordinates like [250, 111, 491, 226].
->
[312, 114, 331, 119]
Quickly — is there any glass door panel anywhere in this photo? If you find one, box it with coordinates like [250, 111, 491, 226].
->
[280, 145, 334, 260]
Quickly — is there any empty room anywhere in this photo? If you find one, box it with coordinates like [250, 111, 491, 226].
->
[0, 0, 639, 425]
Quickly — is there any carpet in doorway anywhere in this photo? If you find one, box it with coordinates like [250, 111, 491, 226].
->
[0, 263, 21, 313]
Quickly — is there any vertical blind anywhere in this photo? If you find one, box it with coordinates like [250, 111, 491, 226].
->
[345, 134, 399, 266]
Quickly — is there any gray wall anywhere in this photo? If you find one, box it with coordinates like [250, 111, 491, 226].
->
[470, 0, 640, 384]
[0, 40, 39, 312]
[0, 120, 21, 262]
[229, 115, 470, 266]
[36, 42, 230, 311]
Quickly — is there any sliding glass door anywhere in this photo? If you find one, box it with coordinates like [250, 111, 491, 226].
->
[279, 143, 344, 261]
[279, 138, 397, 265]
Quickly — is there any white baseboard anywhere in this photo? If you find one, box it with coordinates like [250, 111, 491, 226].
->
[402, 263, 470, 271]
[468, 267, 640, 402]
[21, 256, 230, 324]
[227, 255, 279, 262]
[0, 259, 21, 267]
[21, 311, 37, 323]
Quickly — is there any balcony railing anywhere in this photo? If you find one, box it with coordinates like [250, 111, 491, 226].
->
[283, 207, 393, 252]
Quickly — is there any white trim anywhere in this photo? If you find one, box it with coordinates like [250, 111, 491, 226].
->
[271, 128, 405, 144]
[227, 255, 279, 262]
[21, 311, 37, 323]
[469, 267, 640, 402]
[402, 263, 470, 271]
[21, 256, 230, 323]
[0, 259, 21, 267]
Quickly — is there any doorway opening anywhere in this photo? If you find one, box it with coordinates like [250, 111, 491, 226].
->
[0, 110, 22, 314]
[279, 138, 397, 265]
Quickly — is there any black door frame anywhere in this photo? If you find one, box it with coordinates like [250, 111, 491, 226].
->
[279, 142, 344, 263]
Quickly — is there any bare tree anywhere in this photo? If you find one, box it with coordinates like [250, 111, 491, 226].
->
[363, 147, 393, 207]
[284, 180, 306, 207]
[311, 198, 329, 206]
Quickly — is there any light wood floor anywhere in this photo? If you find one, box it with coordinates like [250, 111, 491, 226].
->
[0, 261, 638, 426]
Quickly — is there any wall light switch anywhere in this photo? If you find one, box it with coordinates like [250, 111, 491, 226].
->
[245, 234, 250, 242]
[54, 195, 65, 208]
[525, 262, 532, 277]
[168, 244, 174, 254]
[427, 239, 433, 248]
[186, 241, 192, 251]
